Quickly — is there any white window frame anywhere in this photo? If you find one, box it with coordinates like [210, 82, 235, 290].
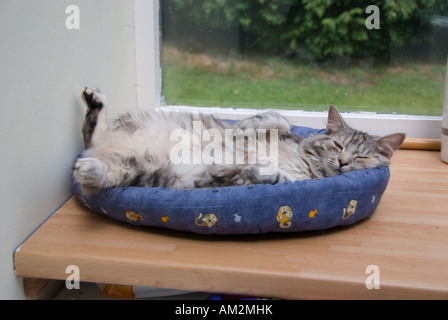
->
[134, 0, 444, 139]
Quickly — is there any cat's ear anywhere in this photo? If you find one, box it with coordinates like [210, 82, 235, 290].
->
[326, 105, 346, 134]
[377, 133, 406, 158]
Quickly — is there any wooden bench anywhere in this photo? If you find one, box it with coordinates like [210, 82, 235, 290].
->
[14, 149, 448, 299]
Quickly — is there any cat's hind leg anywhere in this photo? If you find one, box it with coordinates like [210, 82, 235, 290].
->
[74, 154, 143, 195]
[73, 157, 108, 195]
[81, 87, 109, 149]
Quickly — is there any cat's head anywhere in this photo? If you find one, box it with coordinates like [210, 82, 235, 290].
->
[320, 105, 405, 175]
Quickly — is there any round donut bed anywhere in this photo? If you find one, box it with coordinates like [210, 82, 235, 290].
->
[72, 126, 390, 235]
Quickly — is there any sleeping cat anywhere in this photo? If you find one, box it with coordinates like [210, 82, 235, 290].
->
[74, 87, 405, 195]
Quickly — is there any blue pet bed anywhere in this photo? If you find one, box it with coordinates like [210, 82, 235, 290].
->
[72, 126, 390, 235]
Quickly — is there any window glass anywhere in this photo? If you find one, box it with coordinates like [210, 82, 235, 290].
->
[161, 0, 447, 116]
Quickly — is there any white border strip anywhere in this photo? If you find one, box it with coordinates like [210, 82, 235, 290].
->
[134, 0, 161, 110]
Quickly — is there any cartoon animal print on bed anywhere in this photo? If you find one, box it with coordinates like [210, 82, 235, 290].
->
[125, 210, 144, 222]
[195, 213, 218, 227]
[308, 208, 318, 218]
[276, 205, 293, 228]
[342, 200, 358, 220]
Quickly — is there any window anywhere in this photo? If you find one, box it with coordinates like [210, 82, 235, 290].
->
[135, 1, 447, 139]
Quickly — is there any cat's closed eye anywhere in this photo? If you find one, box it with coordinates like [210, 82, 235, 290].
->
[333, 141, 343, 150]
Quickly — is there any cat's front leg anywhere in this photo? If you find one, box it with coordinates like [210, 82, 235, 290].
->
[234, 111, 291, 136]
[73, 157, 108, 195]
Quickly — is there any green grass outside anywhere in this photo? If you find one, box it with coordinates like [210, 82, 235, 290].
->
[162, 47, 446, 116]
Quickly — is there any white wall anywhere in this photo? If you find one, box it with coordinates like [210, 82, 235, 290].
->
[0, 0, 138, 299]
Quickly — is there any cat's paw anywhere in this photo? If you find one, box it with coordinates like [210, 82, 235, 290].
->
[82, 87, 107, 110]
[234, 111, 290, 135]
[73, 157, 107, 189]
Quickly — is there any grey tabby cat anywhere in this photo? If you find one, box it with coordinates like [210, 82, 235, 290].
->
[74, 87, 405, 195]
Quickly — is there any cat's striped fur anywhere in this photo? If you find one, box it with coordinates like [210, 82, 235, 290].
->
[74, 87, 405, 195]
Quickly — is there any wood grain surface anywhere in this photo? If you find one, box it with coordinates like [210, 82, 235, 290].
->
[14, 150, 448, 299]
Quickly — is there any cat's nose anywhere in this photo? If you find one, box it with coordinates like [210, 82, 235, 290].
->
[338, 154, 350, 168]
[338, 158, 348, 167]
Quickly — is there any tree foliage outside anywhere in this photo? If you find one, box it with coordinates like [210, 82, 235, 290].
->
[161, 1, 447, 115]
[165, 0, 447, 62]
